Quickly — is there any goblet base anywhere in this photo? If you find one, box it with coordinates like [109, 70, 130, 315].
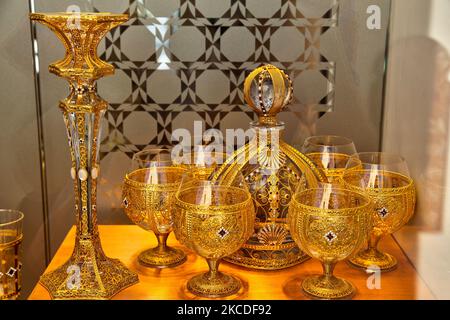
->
[348, 249, 397, 272]
[187, 271, 242, 298]
[40, 238, 138, 300]
[138, 246, 187, 268]
[302, 275, 355, 300]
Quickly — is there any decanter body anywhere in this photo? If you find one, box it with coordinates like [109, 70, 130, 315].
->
[213, 65, 327, 270]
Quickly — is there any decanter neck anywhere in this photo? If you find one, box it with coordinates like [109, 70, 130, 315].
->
[250, 120, 285, 132]
[250, 120, 285, 144]
[257, 115, 278, 126]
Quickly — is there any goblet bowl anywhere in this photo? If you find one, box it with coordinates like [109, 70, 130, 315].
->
[174, 181, 255, 298]
[288, 186, 371, 299]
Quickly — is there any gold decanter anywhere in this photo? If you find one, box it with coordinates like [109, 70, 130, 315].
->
[212, 65, 327, 270]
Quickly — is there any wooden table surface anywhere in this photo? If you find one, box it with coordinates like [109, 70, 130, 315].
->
[28, 225, 434, 300]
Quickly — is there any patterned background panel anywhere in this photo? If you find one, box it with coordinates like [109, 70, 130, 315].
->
[94, 0, 338, 158]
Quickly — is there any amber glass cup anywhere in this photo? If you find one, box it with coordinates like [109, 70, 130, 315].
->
[122, 149, 187, 268]
[302, 135, 357, 183]
[0, 209, 24, 300]
[174, 176, 254, 298]
[343, 152, 416, 271]
[288, 186, 371, 299]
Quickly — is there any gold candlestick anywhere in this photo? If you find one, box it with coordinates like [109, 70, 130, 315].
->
[30, 12, 138, 299]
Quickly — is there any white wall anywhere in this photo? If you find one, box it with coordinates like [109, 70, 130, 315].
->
[0, 0, 47, 298]
[383, 0, 450, 299]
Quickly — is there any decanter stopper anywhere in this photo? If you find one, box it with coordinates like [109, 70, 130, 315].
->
[243, 64, 293, 126]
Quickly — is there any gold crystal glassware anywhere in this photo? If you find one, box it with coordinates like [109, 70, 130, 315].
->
[174, 177, 255, 298]
[343, 152, 416, 271]
[122, 149, 187, 268]
[30, 12, 138, 299]
[301, 135, 357, 183]
[288, 185, 371, 299]
[0, 210, 24, 300]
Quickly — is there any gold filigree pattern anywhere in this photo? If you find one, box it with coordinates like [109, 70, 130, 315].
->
[288, 188, 371, 299]
[30, 12, 138, 299]
[257, 224, 288, 246]
[221, 154, 313, 269]
[343, 171, 416, 235]
[343, 170, 416, 271]
[174, 185, 255, 297]
[289, 193, 371, 262]
[301, 276, 355, 300]
[122, 167, 187, 268]
[0, 231, 22, 300]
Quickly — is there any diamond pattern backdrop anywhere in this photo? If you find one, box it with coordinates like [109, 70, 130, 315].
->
[94, 0, 339, 158]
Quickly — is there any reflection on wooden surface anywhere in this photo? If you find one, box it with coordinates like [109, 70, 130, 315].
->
[29, 226, 434, 300]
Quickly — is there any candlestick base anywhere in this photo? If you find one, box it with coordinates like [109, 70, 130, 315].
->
[39, 236, 138, 300]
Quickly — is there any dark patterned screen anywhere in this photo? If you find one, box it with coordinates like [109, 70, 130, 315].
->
[96, 0, 338, 158]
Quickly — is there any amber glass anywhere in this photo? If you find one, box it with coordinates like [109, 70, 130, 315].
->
[174, 171, 254, 298]
[0, 209, 24, 300]
[174, 146, 228, 181]
[342, 152, 416, 271]
[302, 135, 357, 183]
[288, 185, 370, 299]
[122, 148, 187, 268]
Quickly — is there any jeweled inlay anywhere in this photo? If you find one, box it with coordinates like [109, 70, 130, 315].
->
[377, 207, 389, 219]
[78, 168, 88, 181]
[70, 167, 76, 180]
[6, 267, 16, 277]
[324, 231, 337, 244]
[217, 227, 229, 239]
[91, 167, 99, 179]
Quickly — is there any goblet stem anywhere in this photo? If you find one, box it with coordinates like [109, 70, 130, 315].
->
[349, 231, 398, 271]
[367, 233, 382, 254]
[137, 231, 186, 268]
[206, 258, 221, 280]
[156, 232, 169, 253]
[187, 258, 241, 298]
[322, 261, 336, 280]
[302, 261, 355, 299]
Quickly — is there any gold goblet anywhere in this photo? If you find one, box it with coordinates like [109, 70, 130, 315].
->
[288, 185, 371, 299]
[122, 149, 187, 268]
[0, 209, 24, 300]
[175, 149, 228, 181]
[343, 152, 416, 271]
[301, 135, 357, 183]
[174, 179, 255, 298]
